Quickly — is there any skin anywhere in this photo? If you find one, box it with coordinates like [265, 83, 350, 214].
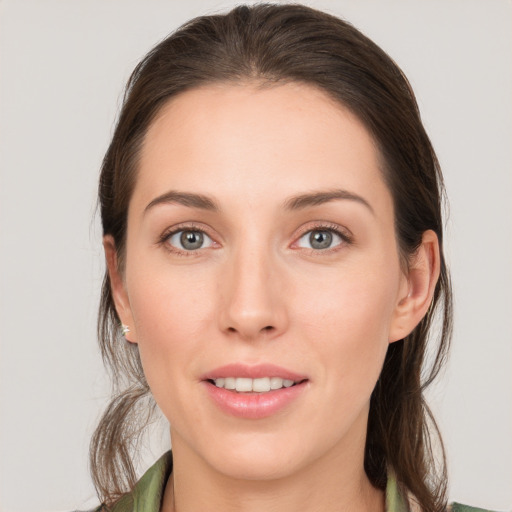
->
[105, 82, 440, 512]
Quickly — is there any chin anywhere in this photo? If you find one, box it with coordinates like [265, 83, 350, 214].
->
[208, 442, 309, 482]
[172, 424, 311, 482]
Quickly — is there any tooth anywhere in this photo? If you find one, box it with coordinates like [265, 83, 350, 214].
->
[224, 377, 236, 390]
[253, 377, 271, 392]
[235, 377, 253, 392]
[270, 377, 284, 390]
[214, 376, 297, 392]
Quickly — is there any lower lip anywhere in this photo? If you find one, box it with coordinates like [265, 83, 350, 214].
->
[203, 381, 308, 419]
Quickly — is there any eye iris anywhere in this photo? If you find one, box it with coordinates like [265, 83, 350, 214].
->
[309, 230, 332, 249]
[180, 231, 204, 250]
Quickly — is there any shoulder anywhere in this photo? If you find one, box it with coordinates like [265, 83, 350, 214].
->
[71, 507, 105, 512]
[78, 451, 173, 512]
[72, 499, 134, 512]
[449, 503, 502, 512]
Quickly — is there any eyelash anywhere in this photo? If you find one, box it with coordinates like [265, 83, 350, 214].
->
[293, 223, 353, 254]
[158, 223, 217, 257]
[158, 222, 353, 257]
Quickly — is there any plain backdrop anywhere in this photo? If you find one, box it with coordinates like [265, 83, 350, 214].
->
[0, 1, 511, 511]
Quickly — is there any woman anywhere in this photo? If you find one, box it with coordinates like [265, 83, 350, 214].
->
[90, 4, 487, 512]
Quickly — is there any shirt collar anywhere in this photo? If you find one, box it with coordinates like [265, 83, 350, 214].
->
[112, 451, 408, 512]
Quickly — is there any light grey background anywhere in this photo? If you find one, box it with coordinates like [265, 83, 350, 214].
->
[0, 1, 511, 511]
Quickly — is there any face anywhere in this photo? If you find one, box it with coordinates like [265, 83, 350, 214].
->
[109, 82, 415, 481]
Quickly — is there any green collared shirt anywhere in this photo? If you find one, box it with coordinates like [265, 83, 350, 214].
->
[96, 451, 495, 512]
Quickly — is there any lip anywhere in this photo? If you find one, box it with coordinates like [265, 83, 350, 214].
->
[201, 363, 309, 419]
[201, 363, 308, 381]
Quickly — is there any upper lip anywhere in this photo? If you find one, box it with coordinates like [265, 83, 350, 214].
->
[201, 363, 308, 382]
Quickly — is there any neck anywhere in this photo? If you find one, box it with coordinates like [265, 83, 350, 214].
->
[162, 432, 384, 512]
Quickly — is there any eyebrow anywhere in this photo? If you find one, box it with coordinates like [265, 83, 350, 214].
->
[144, 188, 374, 216]
[283, 189, 375, 215]
[144, 190, 220, 214]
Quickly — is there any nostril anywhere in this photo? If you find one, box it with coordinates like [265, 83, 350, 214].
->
[263, 326, 274, 331]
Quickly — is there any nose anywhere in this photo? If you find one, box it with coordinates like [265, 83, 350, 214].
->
[218, 244, 288, 342]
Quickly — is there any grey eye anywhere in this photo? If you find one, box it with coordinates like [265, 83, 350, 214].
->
[309, 230, 332, 249]
[297, 229, 342, 250]
[168, 230, 213, 251]
[180, 231, 203, 250]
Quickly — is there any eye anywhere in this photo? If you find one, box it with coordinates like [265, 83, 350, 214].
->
[167, 230, 214, 251]
[296, 229, 345, 250]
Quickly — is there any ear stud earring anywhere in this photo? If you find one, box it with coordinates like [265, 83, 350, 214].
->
[121, 324, 131, 336]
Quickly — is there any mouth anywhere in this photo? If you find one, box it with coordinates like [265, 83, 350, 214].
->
[201, 364, 309, 419]
[208, 376, 306, 393]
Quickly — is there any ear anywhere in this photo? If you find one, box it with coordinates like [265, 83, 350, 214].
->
[103, 235, 137, 343]
[389, 230, 441, 343]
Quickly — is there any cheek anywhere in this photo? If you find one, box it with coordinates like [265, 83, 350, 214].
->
[128, 250, 215, 329]
[296, 258, 400, 335]
[125, 263, 216, 392]
[292, 260, 401, 386]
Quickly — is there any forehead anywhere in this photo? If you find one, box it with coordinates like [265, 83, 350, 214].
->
[134, 81, 391, 214]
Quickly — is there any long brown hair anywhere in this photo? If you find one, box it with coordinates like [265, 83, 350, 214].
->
[91, 4, 452, 510]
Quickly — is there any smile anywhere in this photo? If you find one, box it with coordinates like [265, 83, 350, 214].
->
[211, 377, 299, 393]
[202, 364, 309, 419]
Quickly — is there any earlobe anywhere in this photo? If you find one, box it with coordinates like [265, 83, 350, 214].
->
[103, 235, 137, 343]
[389, 230, 441, 343]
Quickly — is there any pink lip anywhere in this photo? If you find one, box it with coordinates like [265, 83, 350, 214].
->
[201, 363, 307, 381]
[201, 363, 309, 420]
